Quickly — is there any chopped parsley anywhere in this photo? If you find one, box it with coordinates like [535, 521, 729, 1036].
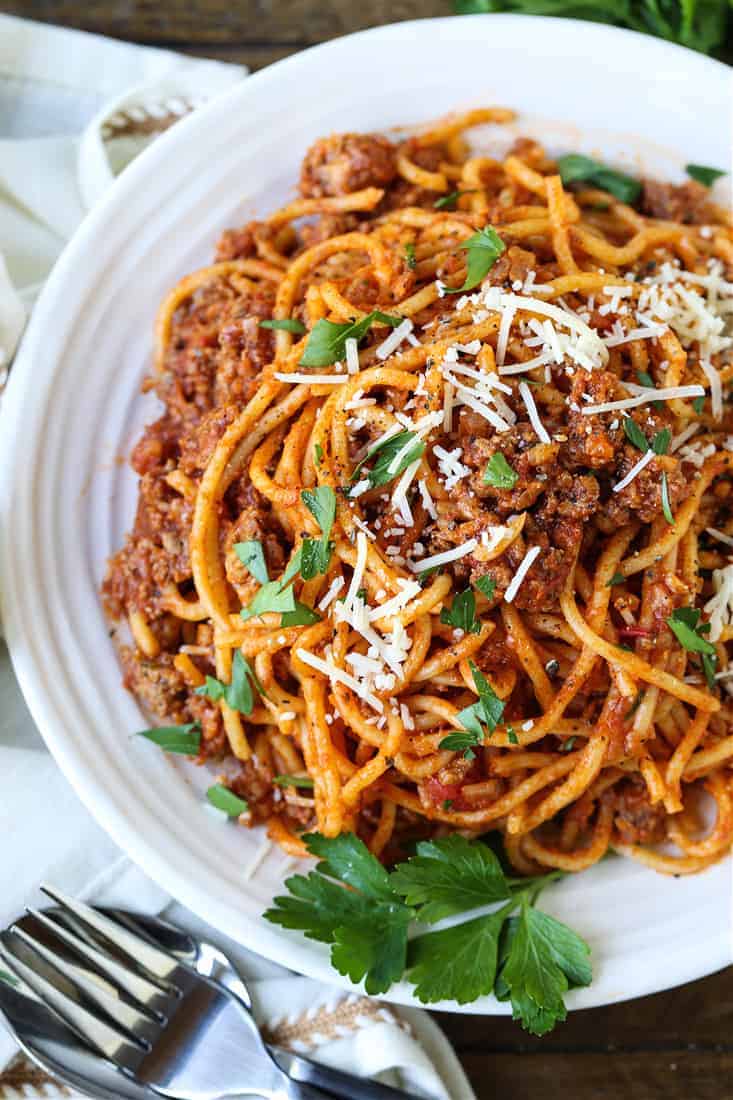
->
[264, 831, 591, 1030]
[300, 311, 402, 368]
[240, 581, 320, 628]
[404, 242, 417, 270]
[235, 540, 269, 584]
[446, 225, 506, 294]
[483, 451, 518, 489]
[274, 775, 315, 789]
[351, 430, 426, 490]
[667, 607, 716, 657]
[434, 189, 477, 210]
[314, 442, 324, 467]
[693, 394, 706, 415]
[136, 721, 201, 755]
[560, 736, 577, 752]
[195, 651, 262, 715]
[259, 317, 306, 334]
[623, 418, 670, 456]
[440, 588, 482, 634]
[507, 728, 519, 745]
[282, 486, 337, 583]
[206, 784, 249, 817]
[475, 575, 497, 601]
[685, 164, 726, 187]
[637, 371, 663, 410]
[606, 572, 625, 587]
[441, 661, 504, 758]
[557, 154, 641, 205]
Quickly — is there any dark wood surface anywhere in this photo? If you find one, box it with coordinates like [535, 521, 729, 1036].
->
[4, 2, 733, 1095]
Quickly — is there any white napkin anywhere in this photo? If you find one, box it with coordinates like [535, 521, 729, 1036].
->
[0, 17, 476, 1099]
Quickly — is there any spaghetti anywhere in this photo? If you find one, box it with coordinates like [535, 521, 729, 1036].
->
[104, 108, 733, 876]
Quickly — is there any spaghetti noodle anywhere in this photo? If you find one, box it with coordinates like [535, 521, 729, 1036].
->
[104, 108, 733, 876]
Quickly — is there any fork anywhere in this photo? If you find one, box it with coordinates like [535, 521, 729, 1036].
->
[0, 888, 420, 1100]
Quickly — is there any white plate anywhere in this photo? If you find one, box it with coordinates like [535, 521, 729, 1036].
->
[1, 15, 731, 1012]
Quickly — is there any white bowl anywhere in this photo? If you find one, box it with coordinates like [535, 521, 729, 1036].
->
[1, 15, 731, 1012]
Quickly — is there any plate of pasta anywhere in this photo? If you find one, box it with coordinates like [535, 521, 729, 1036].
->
[1, 15, 731, 1019]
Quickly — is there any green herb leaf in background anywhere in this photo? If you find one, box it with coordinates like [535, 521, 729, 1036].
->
[137, 722, 201, 755]
[446, 226, 505, 294]
[206, 784, 249, 817]
[195, 650, 261, 715]
[235, 540, 269, 584]
[557, 154, 641, 205]
[260, 318, 307, 334]
[686, 163, 726, 186]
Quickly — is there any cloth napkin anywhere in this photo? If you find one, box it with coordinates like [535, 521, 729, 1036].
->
[0, 17, 476, 1099]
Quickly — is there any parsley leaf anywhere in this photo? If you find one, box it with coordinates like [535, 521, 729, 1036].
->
[284, 486, 338, 582]
[404, 242, 417, 270]
[259, 318, 306, 334]
[235, 540, 269, 584]
[300, 311, 402, 368]
[314, 442, 324, 467]
[606, 572, 625, 586]
[281, 600, 321, 627]
[240, 581, 296, 622]
[686, 163, 726, 187]
[446, 226, 506, 294]
[667, 607, 716, 655]
[440, 661, 504, 757]
[440, 588, 482, 634]
[483, 451, 518, 488]
[560, 736, 577, 752]
[265, 832, 412, 994]
[273, 774, 314, 788]
[137, 722, 201, 755]
[407, 910, 509, 1004]
[195, 650, 260, 715]
[391, 835, 510, 922]
[661, 471, 675, 525]
[693, 395, 706, 415]
[557, 154, 641, 205]
[206, 784, 249, 817]
[434, 189, 477, 210]
[498, 900, 592, 1036]
[623, 417, 650, 452]
[475, 575, 497, 601]
[651, 428, 671, 455]
[302, 485, 336, 541]
[637, 371, 663, 410]
[351, 430, 425, 490]
[263, 831, 592, 1027]
[471, 660, 505, 732]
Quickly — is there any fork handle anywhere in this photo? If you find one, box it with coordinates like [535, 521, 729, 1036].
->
[270, 1046, 425, 1100]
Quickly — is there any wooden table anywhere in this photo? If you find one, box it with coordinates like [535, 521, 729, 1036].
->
[4, 2, 733, 1095]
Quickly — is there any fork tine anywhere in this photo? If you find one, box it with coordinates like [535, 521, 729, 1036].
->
[12, 922, 163, 1044]
[0, 939, 146, 1071]
[27, 908, 171, 1015]
[41, 886, 181, 984]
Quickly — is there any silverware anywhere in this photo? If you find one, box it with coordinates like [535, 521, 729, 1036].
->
[0, 889, 421, 1100]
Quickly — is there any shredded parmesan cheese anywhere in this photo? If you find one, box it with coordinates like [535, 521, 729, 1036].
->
[408, 539, 478, 573]
[612, 449, 655, 493]
[503, 545, 541, 604]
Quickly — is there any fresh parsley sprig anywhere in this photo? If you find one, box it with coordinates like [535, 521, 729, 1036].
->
[264, 832, 591, 1030]
[300, 311, 402, 368]
[206, 784, 249, 817]
[259, 318, 307, 334]
[434, 189, 478, 210]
